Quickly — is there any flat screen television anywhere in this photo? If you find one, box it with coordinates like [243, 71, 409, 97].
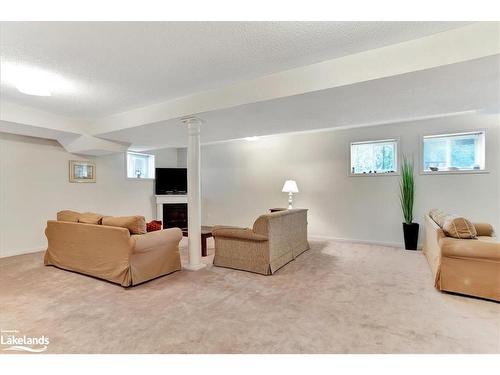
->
[155, 168, 187, 195]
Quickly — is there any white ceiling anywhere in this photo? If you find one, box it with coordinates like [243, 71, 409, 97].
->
[0, 21, 470, 119]
[98, 55, 500, 150]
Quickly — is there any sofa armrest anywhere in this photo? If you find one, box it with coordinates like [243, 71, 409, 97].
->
[473, 222, 494, 237]
[212, 226, 268, 242]
[132, 227, 182, 254]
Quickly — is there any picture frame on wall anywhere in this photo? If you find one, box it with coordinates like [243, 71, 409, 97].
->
[69, 160, 96, 183]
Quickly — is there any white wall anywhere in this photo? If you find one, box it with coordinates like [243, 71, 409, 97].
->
[193, 114, 499, 247]
[0, 133, 178, 257]
[1, 113, 498, 257]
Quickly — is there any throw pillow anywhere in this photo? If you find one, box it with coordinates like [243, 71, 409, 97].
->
[57, 210, 81, 222]
[442, 216, 477, 239]
[102, 215, 146, 234]
[429, 208, 447, 228]
[78, 212, 104, 225]
[146, 220, 162, 232]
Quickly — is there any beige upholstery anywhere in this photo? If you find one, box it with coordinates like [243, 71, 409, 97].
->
[442, 216, 477, 239]
[57, 210, 81, 222]
[473, 222, 494, 237]
[423, 214, 500, 301]
[44, 220, 182, 287]
[102, 215, 146, 235]
[78, 212, 104, 225]
[212, 209, 309, 275]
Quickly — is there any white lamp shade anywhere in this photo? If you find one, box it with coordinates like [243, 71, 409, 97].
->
[282, 180, 299, 193]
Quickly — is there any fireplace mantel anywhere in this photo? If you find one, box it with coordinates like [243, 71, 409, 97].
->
[155, 195, 188, 222]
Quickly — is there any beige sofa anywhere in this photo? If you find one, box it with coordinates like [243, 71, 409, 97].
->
[44, 220, 182, 287]
[212, 209, 309, 275]
[423, 214, 500, 301]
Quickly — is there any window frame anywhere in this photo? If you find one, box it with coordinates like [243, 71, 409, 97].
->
[125, 151, 156, 180]
[348, 138, 400, 177]
[419, 130, 488, 175]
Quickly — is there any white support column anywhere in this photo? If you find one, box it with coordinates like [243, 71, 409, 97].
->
[182, 116, 206, 271]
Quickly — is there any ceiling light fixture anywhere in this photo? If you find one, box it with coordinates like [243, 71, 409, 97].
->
[244, 136, 260, 141]
[16, 82, 52, 97]
[1, 61, 74, 97]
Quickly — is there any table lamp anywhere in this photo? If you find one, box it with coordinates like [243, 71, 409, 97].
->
[282, 180, 299, 209]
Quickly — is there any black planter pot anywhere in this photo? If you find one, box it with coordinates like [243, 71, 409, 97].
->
[402, 222, 419, 250]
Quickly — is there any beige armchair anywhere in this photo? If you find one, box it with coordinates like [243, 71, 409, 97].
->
[212, 209, 309, 275]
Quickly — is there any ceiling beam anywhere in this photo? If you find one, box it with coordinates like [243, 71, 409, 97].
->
[0, 101, 130, 155]
[89, 22, 500, 136]
[57, 134, 130, 156]
[0, 101, 87, 135]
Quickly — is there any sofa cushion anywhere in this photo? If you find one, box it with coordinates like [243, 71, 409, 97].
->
[57, 210, 81, 222]
[443, 216, 477, 239]
[429, 208, 448, 228]
[477, 236, 498, 243]
[102, 215, 146, 234]
[474, 223, 494, 237]
[78, 212, 104, 225]
[439, 237, 500, 261]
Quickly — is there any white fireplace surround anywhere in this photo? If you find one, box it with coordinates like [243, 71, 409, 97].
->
[155, 195, 188, 223]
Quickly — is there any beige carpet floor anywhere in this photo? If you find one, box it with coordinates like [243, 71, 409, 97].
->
[0, 239, 498, 354]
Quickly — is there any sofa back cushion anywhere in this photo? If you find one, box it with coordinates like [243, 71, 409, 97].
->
[474, 222, 494, 237]
[253, 209, 309, 257]
[102, 215, 146, 235]
[57, 210, 81, 222]
[78, 212, 104, 225]
[44, 220, 133, 285]
[442, 216, 477, 239]
[429, 208, 448, 228]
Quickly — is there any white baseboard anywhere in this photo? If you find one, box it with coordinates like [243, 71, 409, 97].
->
[309, 235, 423, 250]
[0, 246, 45, 259]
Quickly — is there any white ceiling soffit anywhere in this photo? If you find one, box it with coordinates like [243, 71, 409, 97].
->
[0, 120, 80, 141]
[98, 55, 500, 150]
[90, 22, 500, 136]
[0, 102, 128, 155]
[0, 101, 86, 134]
[57, 135, 130, 156]
[0, 21, 471, 119]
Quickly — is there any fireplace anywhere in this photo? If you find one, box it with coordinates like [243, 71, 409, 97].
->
[162, 203, 188, 229]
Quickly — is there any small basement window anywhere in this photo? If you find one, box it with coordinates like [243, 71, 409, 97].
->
[126, 152, 155, 179]
[350, 139, 398, 175]
[422, 131, 485, 173]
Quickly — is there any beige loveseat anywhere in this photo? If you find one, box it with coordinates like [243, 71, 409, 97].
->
[423, 212, 500, 301]
[44, 213, 182, 287]
[212, 209, 309, 275]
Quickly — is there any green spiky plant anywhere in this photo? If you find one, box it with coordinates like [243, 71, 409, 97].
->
[399, 156, 415, 224]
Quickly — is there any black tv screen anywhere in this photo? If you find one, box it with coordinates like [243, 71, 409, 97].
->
[155, 168, 187, 195]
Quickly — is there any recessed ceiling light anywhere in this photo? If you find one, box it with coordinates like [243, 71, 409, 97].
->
[1, 62, 73, 97]
[244, 136, 259, 141]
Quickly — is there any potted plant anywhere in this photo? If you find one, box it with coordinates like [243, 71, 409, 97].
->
[400, 156, 418, 250]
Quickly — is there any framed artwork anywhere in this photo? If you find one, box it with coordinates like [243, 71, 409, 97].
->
[69, 160, 96, 183]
